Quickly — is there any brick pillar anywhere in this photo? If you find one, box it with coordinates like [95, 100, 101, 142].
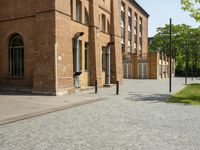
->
[148, 52, 159, 79]
[88, 0, 101, 85]
[54, 0, 74, 95]
[110, 0, 123, 83]
[32, 1, 57, 95]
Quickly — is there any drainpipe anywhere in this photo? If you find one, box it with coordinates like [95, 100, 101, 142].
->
[104, 42, 114, 87]
[74, 32, 84, 88]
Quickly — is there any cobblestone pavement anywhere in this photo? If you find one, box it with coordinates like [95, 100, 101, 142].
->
[0, 78, 200, 150]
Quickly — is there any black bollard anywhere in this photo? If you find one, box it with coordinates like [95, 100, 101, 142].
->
[95, 80, 98, 94]
[116, 81, 119, 95]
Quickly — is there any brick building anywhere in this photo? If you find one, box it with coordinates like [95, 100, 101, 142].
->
[148, 53, 175, 79]
[121, 3, 175, 80]
[120, 0, 149, 79]
[0, 0, 150, 95]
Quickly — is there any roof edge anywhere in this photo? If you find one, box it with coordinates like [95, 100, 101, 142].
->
[129, 0, 149, 17]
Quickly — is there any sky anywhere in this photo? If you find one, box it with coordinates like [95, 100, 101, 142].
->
[136, 0, 199, 37]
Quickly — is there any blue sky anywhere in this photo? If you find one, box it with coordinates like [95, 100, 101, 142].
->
[136, 0, 199, 37]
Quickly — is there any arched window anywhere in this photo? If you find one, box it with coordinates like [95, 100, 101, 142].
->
[9, 34, 24, 77]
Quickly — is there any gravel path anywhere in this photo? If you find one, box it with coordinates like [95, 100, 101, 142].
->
[0, 78, 200, 150]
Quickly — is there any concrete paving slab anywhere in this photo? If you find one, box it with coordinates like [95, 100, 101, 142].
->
[0, 90, 106, 125]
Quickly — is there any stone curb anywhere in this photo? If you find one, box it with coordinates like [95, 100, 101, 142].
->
[0, 97, 107, 126]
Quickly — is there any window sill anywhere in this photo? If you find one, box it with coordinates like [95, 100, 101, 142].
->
[6, 76, 25, 80]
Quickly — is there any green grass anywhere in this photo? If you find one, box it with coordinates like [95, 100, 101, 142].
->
[168, 83, 200, 105]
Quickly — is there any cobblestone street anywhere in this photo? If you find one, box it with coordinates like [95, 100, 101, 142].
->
[0, 78, 200, 150]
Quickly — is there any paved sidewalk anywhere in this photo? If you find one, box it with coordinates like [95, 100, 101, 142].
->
[0, 89, 105, 125]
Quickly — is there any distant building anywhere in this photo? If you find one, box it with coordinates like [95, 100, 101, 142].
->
[148, 37, 154, 46]
[147, 37, 176, 79]
[121, 0, 149, 79]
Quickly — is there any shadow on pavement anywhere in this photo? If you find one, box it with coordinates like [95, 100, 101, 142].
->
[126, 92, 170, 103]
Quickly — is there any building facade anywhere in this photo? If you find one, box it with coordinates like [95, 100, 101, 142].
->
[0, 0, 150, 95]
[147, 52, 175, 79]
[120, 0, 149, 79]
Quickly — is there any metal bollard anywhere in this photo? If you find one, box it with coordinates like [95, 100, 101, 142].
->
[95, 80, 98, 94]
[116, 81, 119, 95]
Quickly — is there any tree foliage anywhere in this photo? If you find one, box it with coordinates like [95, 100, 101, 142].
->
[149, 24, 200, 76]
[181, 0, 200, 21]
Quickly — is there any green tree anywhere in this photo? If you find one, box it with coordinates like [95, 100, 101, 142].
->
[149, 24, 200, 76]
[181, 0, 200, 21]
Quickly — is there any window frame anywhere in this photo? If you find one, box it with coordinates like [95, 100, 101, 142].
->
[9, 34, 24, 77]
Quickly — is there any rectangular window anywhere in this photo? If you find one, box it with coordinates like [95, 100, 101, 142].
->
[128, 8, 132, 17]
[134, 42, 137, 49]
[127, 46, 131, 53]
[121, 3, 125, 47]
[107, 20, 110, 33]
[139, 37, 142, 50]
[121, 38, 124, 44]
[139, 17, 143, 35]
[121, 12, 125, 28]
[84, 8, 89, 25]
[121, 44, 125, 53]
[121, 27, 125, 40]
[134, 34, 137, 43]
[76, 0, 82, 22]
[101, 14, 106, 32]
[134, 13, 138, 53]
[127, 8, 132, 53]
[128, 12, 132, 32]
[139, 17, 143, 51]
[128, 32, 131, 41]
[121, 2, 125, 12]
[121, 1, 125, 47]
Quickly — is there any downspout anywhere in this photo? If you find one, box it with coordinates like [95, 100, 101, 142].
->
[104, 42, 114, 87]
[74, 32, 84, 88]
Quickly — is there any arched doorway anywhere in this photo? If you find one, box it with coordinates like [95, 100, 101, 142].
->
[9, 34, 24, 77]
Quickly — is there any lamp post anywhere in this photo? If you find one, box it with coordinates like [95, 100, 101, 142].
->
[184, 31, 192, 85]
[184, 41, 189, 85]
[161, 19, 173, 92]
[169, 18, 172, 93]
[197, 45, 200, 79]
[191, 49, 194, 81]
